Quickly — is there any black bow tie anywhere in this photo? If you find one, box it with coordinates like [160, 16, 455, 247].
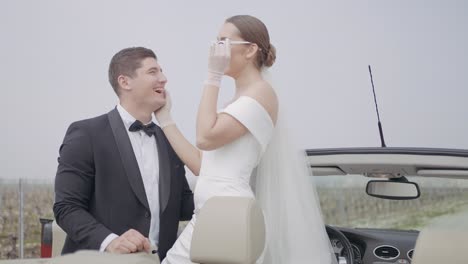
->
[129, 120, 157, 137]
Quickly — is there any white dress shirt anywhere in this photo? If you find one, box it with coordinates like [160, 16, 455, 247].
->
[100, 104, 160, 251]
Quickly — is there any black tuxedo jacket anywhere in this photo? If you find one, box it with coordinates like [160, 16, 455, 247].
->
[53, 108, 194, 260]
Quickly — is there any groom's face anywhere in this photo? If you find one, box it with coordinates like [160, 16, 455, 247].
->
[128, 57, 168, 111]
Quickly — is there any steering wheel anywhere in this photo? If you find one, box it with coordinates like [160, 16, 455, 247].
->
[326, 225, 355, 264]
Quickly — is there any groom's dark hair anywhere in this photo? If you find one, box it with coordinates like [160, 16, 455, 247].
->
[108, 47, 157, 95]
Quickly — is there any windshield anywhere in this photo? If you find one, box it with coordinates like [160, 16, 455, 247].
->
[315, 175, 468, 231]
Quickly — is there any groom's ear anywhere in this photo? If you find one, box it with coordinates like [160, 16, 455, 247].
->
[118, 75, 131, 91]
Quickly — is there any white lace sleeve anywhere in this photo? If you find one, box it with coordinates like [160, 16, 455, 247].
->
[221, 96, 274, 153]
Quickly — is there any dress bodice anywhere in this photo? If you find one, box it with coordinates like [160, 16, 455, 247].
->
[194, 96, 274, 211]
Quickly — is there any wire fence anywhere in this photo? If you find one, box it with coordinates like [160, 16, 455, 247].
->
[0, 178, 54, 259]
[1, 177, 468, 260]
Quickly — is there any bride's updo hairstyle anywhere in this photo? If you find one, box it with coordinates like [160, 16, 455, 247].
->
[226, 15, 276, 68]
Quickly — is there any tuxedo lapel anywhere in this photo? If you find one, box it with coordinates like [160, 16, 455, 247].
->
[154, 126, 171, 213]
[107, 108, 150, 210]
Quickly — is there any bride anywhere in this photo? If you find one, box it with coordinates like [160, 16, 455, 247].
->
[155, 15, 336, 264]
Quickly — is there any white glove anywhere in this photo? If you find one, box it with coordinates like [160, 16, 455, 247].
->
[155, 91, 175, 128]
[205, 39, 231, 87]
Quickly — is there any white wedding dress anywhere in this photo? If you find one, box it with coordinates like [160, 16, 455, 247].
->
[163, 94, 335, 264]
[162, 96, 274, 264]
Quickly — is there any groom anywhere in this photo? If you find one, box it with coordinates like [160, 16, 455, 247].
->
[53, 47, 194, 260]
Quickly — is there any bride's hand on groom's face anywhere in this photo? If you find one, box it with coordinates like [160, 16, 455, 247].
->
[155, 90, 171, 113]
[154, 90, 173, 127]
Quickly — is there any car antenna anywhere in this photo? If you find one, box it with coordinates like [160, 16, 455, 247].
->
[368, 65, 387, 147]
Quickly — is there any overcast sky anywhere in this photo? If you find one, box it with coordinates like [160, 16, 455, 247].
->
[1, 0, 467, 181]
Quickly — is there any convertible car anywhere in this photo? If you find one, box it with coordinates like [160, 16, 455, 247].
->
[309, 147, 468, 264]
[3, 147, 468, 264]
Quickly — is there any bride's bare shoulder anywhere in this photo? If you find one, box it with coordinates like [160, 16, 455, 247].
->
[246, 81, 278, 124]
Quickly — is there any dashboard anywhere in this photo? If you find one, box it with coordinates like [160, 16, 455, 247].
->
[330, 226, 418, 264]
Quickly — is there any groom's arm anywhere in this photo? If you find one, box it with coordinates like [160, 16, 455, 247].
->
[180, 177, 194, 221]
[175, 158, 194, 221]
[53, 121, 112, 250]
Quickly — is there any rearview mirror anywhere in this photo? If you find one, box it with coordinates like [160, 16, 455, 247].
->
[366, 180, 420, 200]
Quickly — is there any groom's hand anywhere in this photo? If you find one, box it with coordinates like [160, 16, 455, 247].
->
[105, 229, 151, 254]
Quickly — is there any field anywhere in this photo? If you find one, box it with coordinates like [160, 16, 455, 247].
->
[0, 182, 54, 259]
[1, 180, 467, 259]
[318, 186, 468, 230]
